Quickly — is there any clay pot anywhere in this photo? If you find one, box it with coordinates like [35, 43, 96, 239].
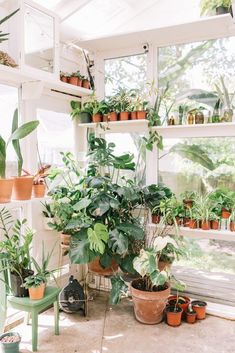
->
[77, 78, 82, 87]
[88, 257, 118, 276]
[183, 217, 190, 227]
[211, 220, 220, 230]
[201, 221, 210, 230]
[29, 283, 46, 300]
[61, 76, 68, 83]
[131, 279, 170, 324]
[82, 79, 90, 89]
[108, 112, 118, 122]
[119, 112, 129, 121]
[192, 300, 207, 320]
[60, 233, 71, 246]
[92, 114, 102, 123]
[186, 311, 197, 324]
[152, 214, 161, 224]
[230, 221, 235, 232]
[183, 199, 193, 208]
[12, 176, 33, 200]
[0, 178, 13, 203]
[68, 76, 78, 86]
[166, 306, 183, 327]
[136, 110, 147, 119]
[189, 219, 197, 229]
[130, 111, 137, 120]
[222, 208, 231, 219]
[168, 295, 190, 313]
[158, 261, 171, 272]
[32, 184, 46, 198]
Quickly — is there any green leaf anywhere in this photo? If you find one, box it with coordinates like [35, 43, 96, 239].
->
[73, 198, 91, 211]
[117, 254, 136, 274]
[8, 120, 39, 144]
[87, 223, 109, 254]
[108, 229, 128, 255]
[117, 223, 144, 240]
[99, 253, 113, 268]
[70, 239, 97, 264]
[0, 8, 19, 26]
[109, 276, 128, 305]
[11, 109, 23, 176]
[0, 135, 6, 178]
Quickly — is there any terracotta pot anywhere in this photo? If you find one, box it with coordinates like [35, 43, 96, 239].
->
[77, 78, 82, 87]
[176, 217, 183, 226]
[12, 176, 33, 200]
[201, 221, 210, 230]
[189, 219, 197, 229]
[137, 110, 147, 120]
[130, 111, 137, 120]
[61, 233, 71, 246]
[131, 279, 170, 324]
[183, 199, 193, 208]
[152, 214, 161, 224]
[192, 300, 207, 320]
[158, 261, 171, 272]
[167, 295, 190, 313]
[222, 208, 231, 219]
[88, 257, 118, 276]
[166, 306, 183, 327]
[68, 76, 78, 86]
[211, 220, 220, 230]
[32, 184, 46, 198]
[29, 283, 46, 300]
[61, 76, 68, 83]
[119, 112, 129, 121]
[82, 79, 90, 89]
[183, 217, 190, 227]
[108, 112, 118, 122]
[0, 178, 13, 203]
[230, 221, 235, 232]
[92, 114, 102, 123]
[186, 311, 197, 324]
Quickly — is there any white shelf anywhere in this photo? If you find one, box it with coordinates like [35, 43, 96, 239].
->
[78, 119, 148, 133]
[149, 223, 235, 242]
[0, 64, 93, 98]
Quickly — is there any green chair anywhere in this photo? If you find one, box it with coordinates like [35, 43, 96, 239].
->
[0, 253, 60, 352]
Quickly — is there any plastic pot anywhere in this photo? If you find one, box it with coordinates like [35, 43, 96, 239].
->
[12, 176, 33, 200]
[79, 112, 91, 123]
[119, 112, 129, 121]
[68, 76, 78, 85]
[136, 110, 147, 119]
[186, 311, 197, 324]
[189, 219, 197, 229]
[104, 112, 118, 122]
[168, 295, 190, 313]
[92, 114, 102, 123]
[29, 283, 46, 300]
[192, 300, 207, 320]
[10, 269, 34, 297]
[82, 79, 90, 89]
[77, 78, 82, 87]
[211, 220, 220, 230]
[201, 221, 210, 230]
[221, 208, 231, 219]
[0, 178, 13, 203]
[32, 184, 46, 198]
[0, 332, 21, 353]
[130, 111, 137, 120]
[166, 306, 183, 327]
[60, 76, 68, 83]
[230, 221, 235, 232]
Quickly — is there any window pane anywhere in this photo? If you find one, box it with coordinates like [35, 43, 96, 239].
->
[37, 109, 74, 166]
[0, 84, 18, 177]
[105, 54, 147, 96]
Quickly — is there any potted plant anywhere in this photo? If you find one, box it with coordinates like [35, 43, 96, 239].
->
[181, 190, 197, 209]
[70, 100, 92, 124]
[130, 89, 149, 120]
[0, 332, 21, 353]
[209, 188, 234, 219]
[166, 289, 186, 327]
[194, 193, 214, 230]
[82, 76, 90, 89]
[105, 96, 118, 122]
[188, 206, 198, 229]
[68, 71, 84, 86]
[200, 0, 233, 16]
[111, 88, 131, 121]
[0, 109, 39, 202]
[0, 208, 34, 297]
[186, 305, 197, 324]
[31, 164, 50, 198]
[88, 97, 108, 123]
[191, 300, 207, 320]
[23, 244, 57, 300]
[210, 210, 221, 230]
[60, 72, 70, 83]
[168, 294, 191, 313]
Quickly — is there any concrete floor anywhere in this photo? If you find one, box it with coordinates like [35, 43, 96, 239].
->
[4, 291, 235, 353]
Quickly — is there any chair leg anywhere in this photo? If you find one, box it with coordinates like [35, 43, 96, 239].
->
[54, 299, 59, 335]
[31, 310, 38, 352]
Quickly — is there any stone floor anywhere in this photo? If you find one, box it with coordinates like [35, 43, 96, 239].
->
[3, 291, 235, 353]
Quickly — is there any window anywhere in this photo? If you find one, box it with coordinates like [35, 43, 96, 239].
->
[105, 53, 147, 96]
[0, 84, 18, 177]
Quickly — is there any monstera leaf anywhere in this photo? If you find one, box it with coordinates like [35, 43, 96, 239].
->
[108, 229, 129, 255]
[109, 276, 128, 305]
[87, 223, 109, 254]
[117, 223, 144, 240]
[70, 238, 98, 264]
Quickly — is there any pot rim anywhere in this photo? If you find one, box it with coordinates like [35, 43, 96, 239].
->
[191, 300, 207, 307]
[0, 331, 21, 344]
[166, 305, 183, 313]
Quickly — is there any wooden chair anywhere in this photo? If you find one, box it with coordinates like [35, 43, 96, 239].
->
[0, 253, 60, 352]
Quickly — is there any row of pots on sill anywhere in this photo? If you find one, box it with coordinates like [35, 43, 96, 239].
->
[0, 177, 46, 203]
[92, 110, 147, 123]
[60, 76, 90, 89]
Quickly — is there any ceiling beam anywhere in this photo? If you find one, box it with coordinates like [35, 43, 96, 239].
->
[54, 0, 93, 22]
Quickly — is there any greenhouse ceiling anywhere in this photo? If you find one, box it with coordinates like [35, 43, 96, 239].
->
[34, 0, 201, 43]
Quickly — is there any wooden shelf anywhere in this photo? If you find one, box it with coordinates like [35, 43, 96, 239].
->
[0, 64, 93, 98]
[149, 223, 235, 242]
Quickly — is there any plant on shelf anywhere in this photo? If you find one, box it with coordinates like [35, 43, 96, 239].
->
[0, 208, 34, 297]
[70, 100, 92, 124]
[29, 164, 50, 198]
[23, 243, 58, 300]
[200, 0, 232, 16]
[69, 71, 84, 86]
[209, 188, 235, 219]
[129, 89, 149, 120]
[110, 88, 131, 121]
[193, 193, 215, 230]
[0, 109, 39, 203]
[0, 8, 19, 67]
[82, 76, 90, 89]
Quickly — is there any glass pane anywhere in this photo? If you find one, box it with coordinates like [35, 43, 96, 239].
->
[24, 5, 54, 72]
[105, 54, 147, 96]
[0, 84, 18, 177]
[37, 109, 74, 166]
[158, 37, 235, 125]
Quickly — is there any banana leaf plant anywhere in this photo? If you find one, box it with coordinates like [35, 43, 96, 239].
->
[0, 8, 19, 43]
[0, 109, 39, 178]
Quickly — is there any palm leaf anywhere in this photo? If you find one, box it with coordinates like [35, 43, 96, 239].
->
[0, 9, 19, 26]
[8, 120, 39, 144]
[0, 135, 6, 178]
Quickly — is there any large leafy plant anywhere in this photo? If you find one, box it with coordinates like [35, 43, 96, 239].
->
[0, 109, 39, 178]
